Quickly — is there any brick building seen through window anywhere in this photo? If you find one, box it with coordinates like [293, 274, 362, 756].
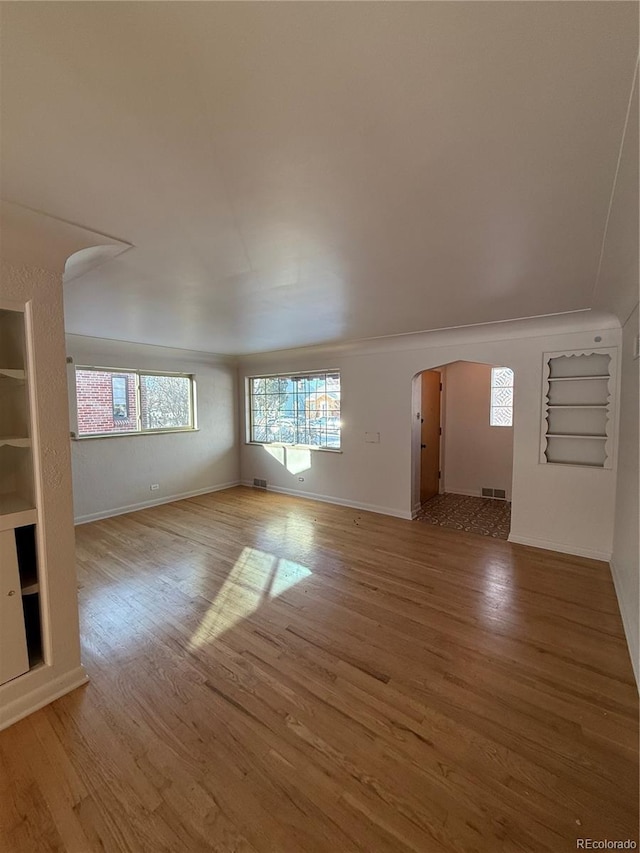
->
[75, 368, 194, 436]
[76, 370, 138, 435]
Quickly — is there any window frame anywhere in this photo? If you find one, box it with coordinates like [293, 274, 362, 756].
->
[73, 365, 197, 439]
[489, 366, 514, 427]
[246, 369, 342, 452]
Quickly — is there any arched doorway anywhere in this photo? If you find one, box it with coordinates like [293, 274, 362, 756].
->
[412, 360, 515, 539]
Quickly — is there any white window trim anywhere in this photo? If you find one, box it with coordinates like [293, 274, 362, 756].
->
[71, 364, 197, 439]
[489, 366, 514, 428]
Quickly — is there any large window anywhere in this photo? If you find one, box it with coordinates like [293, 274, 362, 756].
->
[75, 367, 195, 437]
[248, 371, 341, 449]
[490, 366, 514, 427]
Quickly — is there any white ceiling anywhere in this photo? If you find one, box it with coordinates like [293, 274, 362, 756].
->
[1, 2, 637, 355]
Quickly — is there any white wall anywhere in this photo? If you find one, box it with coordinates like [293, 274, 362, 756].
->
[610, 305, 639, 685]
[67, 336, 239, 523]
[239, 312, 621, 561]
[591, 69, 638, 686]
[441, 361, 514, 499]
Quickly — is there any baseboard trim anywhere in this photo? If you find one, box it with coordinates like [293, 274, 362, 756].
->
[0, 665, 89, 731]
[241, 481, 412, 520]
[74, 481, 241, 525]
[508, 533, 611, 562]
[446, 488, 483, 498]
[609, 558, 639, 689]
[446, 488, 511, 501]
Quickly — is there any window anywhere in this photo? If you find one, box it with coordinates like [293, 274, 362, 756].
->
[111, 375, 129, 420]
[249, 371, 341, 449]
[490, 367, 514, 426]
[75, 367, 195, 437]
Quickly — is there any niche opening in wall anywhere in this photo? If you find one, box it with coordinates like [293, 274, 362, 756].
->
[540, 349, 617, 469]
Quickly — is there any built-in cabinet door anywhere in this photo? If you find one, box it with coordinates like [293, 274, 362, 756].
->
[0, 529, 29, 685]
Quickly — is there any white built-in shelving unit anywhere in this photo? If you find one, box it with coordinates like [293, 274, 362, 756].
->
[0, 308, 42, 686]
[540, 348, 617, 469]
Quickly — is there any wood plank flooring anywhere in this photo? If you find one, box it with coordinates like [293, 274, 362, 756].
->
[1, 486, 637, 852]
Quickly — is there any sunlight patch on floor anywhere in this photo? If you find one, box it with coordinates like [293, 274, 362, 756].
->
[188, 546, 312, 649]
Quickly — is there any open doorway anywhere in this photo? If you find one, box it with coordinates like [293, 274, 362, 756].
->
[412, 361, 515, 539]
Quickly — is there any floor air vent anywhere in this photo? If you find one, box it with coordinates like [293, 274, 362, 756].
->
[253, 478, 267, 490]
[481, 488, 493, 498]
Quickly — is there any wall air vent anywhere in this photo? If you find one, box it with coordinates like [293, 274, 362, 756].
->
[482, 487, 507, 500]
[253, 478, 267, 490]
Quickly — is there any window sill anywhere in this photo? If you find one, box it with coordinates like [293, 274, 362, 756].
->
[72, 428, 199, 440]
[246, 441, 342, 454]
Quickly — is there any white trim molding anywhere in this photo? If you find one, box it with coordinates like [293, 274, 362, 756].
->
[0, 665, 89, 731]
[74, 481, 241, 525]
[609, 558, 639, 689]
[241, 481, 412, 520]
[508, 533, 611, 563]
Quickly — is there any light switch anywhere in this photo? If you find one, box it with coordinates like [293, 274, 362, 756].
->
[364, 432, 380, 443]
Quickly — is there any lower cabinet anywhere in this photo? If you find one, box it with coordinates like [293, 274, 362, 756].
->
[0, 524, 41, 686]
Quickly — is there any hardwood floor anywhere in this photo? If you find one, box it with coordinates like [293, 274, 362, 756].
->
[1, 486, 637, 852]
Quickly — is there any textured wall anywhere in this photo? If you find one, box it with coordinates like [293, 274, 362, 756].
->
[0, 262, 86, 727]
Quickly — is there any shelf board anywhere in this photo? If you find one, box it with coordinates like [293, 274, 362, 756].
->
[0, 436, 31, 448]
[0, 494, 36, 530]
[544, 460, 606, 469]
[0, 368, 25, 380]
[546, 433, 607, 440]
[546, 404, 608, 409]
[547, 375, 609, 381]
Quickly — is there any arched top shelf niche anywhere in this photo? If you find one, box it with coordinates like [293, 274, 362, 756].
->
[539, 348, 618, 469]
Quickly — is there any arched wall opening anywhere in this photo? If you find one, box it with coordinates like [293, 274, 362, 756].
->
[411, 360, 516, 537]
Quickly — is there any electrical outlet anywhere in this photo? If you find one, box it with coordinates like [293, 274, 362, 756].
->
[150, 484, 159, 491]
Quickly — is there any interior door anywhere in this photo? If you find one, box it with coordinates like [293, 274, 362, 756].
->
[420, 371, 441, 504]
